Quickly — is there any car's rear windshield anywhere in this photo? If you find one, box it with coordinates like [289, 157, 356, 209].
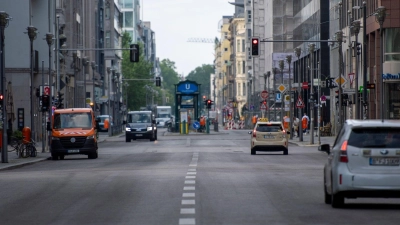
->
[256, 124, 282, 132]
[348, 128, 400, 148]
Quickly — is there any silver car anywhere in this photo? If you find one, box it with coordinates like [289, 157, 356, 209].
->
[319, 120, 400, 208]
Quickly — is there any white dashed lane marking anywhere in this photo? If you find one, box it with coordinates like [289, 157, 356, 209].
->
[179, 152, 198, 225]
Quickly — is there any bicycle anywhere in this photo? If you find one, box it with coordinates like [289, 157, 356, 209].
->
[24, 138, 37, 157]
[9, 136, 29, 158]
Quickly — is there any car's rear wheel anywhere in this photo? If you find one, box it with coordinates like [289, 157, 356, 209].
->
[283, 150, 288, 155]
[324, 175, 331, 204]
[331, 179, 344, 208]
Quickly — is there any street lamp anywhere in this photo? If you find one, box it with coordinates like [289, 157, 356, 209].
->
[286, 55, 293, 140]
[45, 32, 53, 152]
[27, 25, 37, 142]
[272, 68, 277, 121]
[91, 61, 97, 116]
[351, 20, 361, 119]
[82, 57, 89, 107]
[374, 6, 387, 122]
[294, 47, 303, 141]
[0, 11, 11, 163]
[279, 60, 284, 122]
[308, 43, 315, 144]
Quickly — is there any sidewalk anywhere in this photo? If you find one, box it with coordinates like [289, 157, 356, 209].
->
[288, 132, 336, 147]
[0, 134, 120, 171]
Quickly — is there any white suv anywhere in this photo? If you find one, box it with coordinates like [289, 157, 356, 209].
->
[248, 120, 289, 155]
[319, 120, 400, 208]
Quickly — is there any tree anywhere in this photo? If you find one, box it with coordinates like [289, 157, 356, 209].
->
[185, 64, 214, 98]
[121, 32, 154, 111]
[159, 59, 180, 107]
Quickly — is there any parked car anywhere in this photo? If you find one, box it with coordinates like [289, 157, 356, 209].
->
[248, 118, 289, 155]
[96, 115, 113, 132]
[319, 120, 400, 208]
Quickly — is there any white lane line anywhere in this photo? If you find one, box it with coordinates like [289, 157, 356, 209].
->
[182, 199, 195, 205]
[185, 176, 196, 179]
[184, 186, 195, 191]
[184, 180, 195, 184]
[188, 169, 196, 172]
[187, 172, 197, 175]
[180, 208, 195, 214]
[183, 193, 195, 198]
[179, 218, 195, 225]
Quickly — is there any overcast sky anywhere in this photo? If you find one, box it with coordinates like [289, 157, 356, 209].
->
[143, 0, 235, 76]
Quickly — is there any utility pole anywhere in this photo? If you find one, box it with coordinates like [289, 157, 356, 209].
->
[286, 55, 293, 140]
[308, 43, 315, 144]
[279, 60, 284, 122]
[352, 20, 361, 119]
[273, 68, 277, 121]
[294, 47, 303, 141]
[336, 30, 344, 132]
[362, 1, 368, 120]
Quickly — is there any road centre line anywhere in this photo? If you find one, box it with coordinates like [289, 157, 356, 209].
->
[185, 176, 196, 179]
[179, 218, 195, 225]
[184, 186, 195, 191]
[183, 193, 195, 197]
[179, 153, 198, 225]
[187, 172, 197, 175]
[180, 208, 195, 214]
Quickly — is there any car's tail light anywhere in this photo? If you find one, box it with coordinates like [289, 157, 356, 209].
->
[282, 130, 286, 138]
[252, 129, 257, 138]
[339, 140, 348, 163]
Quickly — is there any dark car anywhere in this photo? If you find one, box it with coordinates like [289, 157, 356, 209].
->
[125, 111, 157, 142]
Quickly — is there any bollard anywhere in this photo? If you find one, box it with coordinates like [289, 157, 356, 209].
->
[214, 120, 219, 132]
[206, 118, 210, 134]
[22, 127, 31, 144]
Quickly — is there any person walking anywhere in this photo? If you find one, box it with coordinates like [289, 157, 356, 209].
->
[292, 116, 300, 137]
[302, 113, 310, 135]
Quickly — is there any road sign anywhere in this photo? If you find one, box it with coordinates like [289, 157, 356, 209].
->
[260, 104, 267, 111]
[320, 95, 327, 101]
[278, 84, 287, 93]
[348, 73, 355, 86]
[334, 76, 348, 87]
[296, 96, 305, 108]
[39, 85, 55, 96]
[261, 90, 269, 99]
[343, 88, 356, 94]
[302, 82, 309, 89]
[193, 121, 200, 129]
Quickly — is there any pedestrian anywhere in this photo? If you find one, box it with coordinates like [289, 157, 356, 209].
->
[252, 115, 257, 128]
[292, 116, 300, 137]
[302, 113, 310, 134]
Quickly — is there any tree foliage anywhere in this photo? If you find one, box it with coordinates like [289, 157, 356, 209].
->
[159, 59, 180, 107]
[121, 32, 154, 111]
[185, 64, 214, 98]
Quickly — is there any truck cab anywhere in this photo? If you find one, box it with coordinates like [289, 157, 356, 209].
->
[50, 108, 99, 160]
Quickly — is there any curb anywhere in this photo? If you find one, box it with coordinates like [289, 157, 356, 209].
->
[0, 157, 50, 171]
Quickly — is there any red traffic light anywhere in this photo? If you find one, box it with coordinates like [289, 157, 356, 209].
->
[0, 94, 3, 100]
[252, 39, 258, 44]
[207, 100, 211, 104]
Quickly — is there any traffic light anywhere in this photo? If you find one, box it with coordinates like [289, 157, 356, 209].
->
[335, 91, 339, 106]
[42, 95, 50, 111]
[356, 42, 361, 55]
[206, 99, 213, 109]
[342, 94, 348, 106]
[155, 77, 161, 87]
[130, 44, 139, 62]
[57, 91, 64, 109]
[251, 37, 259, 56]
[203, 95, 206, 101]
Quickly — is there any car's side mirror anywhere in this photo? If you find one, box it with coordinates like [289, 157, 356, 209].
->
[123, 120, 126, 125]
[318, 144, 330, 154]
[248, 131, 252, 134]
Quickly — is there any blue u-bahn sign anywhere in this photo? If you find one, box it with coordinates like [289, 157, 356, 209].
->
[177, 81, 199, 94]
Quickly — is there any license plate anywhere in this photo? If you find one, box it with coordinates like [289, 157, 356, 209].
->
[370, 157, 400, 166]
[135, 134, 143, 137]
[263, 135, 274, 139]
[68, 150, 79, 153]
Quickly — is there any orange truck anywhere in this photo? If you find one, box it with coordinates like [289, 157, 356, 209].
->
[50, 108, 100, 160]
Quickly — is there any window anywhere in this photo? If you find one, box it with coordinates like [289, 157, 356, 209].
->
[242, 61, 245, 74]
[224, 48, 228, 52]
[105, 31, 111, 48]
[238, 83, 241, 96]
[247, 10, 252, 23]
[124, 12, 133, 28]
[242, 39, 245, 52]
[243, 83, 246, 96]
[237, 39, 241, 52]
[385, 28, 400, 61]
[123, 0, 133, 8]
[224, 60, 228, 64]
[105, 2, 110, 19]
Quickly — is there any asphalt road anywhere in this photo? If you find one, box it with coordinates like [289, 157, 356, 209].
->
[0, 129, 400, 225]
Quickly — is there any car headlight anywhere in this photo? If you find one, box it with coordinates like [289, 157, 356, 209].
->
[87, 135, 95, 139]
[147, 126, 157, 131]
[126, 127, 131, 131]
[52, 137, 60, 140]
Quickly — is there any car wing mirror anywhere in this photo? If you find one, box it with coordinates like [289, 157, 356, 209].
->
[318, 144, 331, 154]
[123, 120, 126, 125]
[248, 131, 252, 134]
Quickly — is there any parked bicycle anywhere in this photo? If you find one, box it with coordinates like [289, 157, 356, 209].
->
[9, 136, 37, 158]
